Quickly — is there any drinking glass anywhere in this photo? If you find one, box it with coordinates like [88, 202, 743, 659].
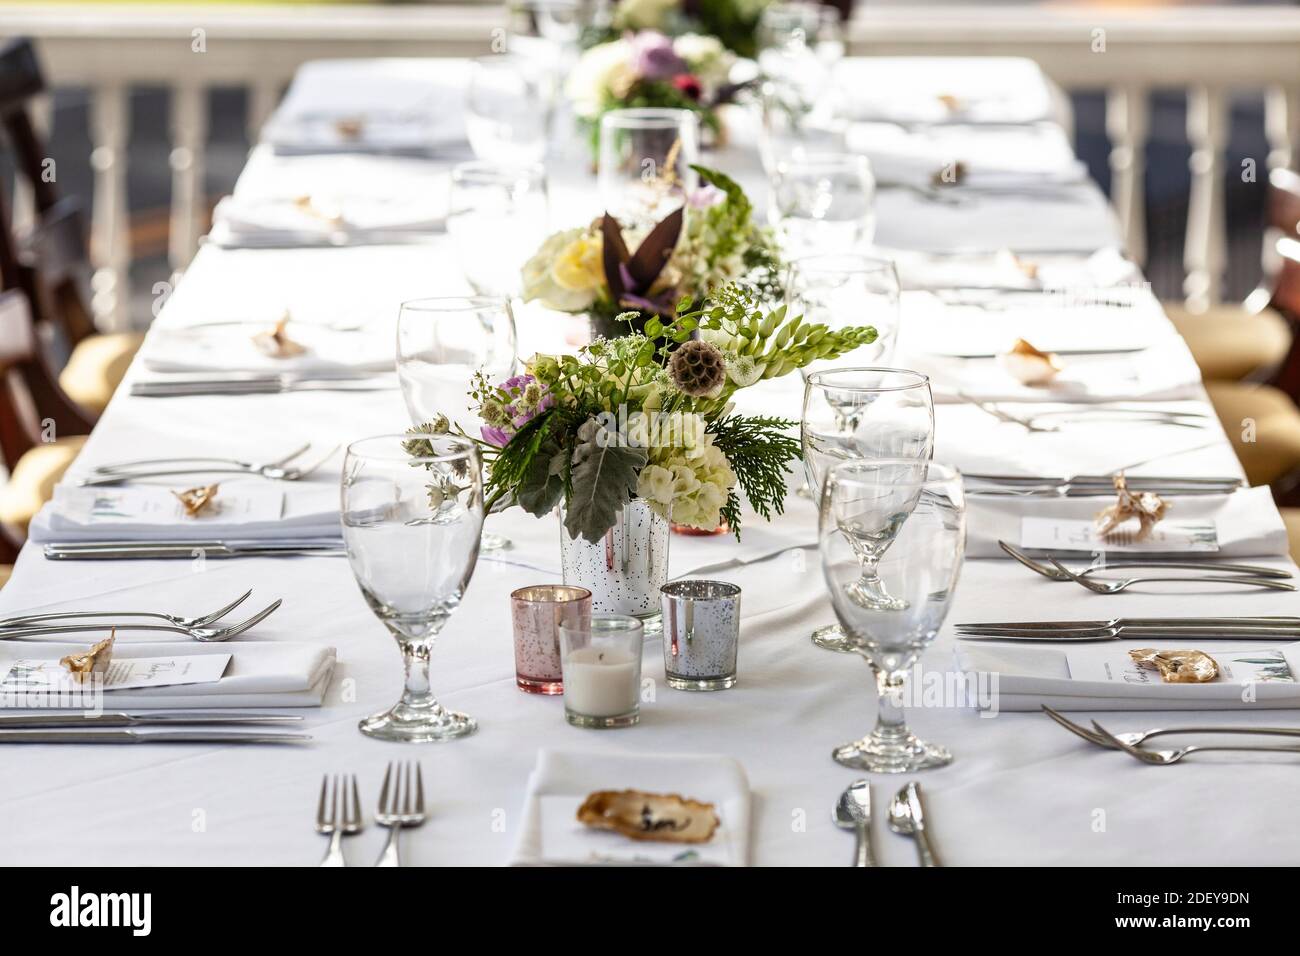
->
[819, 459, 966, 772]
[396, 296, 517, 551]
[769, 153, 876, 257]
[559, 614, 644, 728]
[801, 368, 934, 649]
[757, 3, 841, 116]
[787, 254, 901, 370]
[755, 87, 846, 176]
[342, 434, 485, 742]
[466, 54, 553, 165]
[447, 162, 549, 297]
[597, 108, 699, 228]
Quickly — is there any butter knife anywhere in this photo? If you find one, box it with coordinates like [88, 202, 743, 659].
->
[0, 730, 311, 744]
[0, 712, 303, 728]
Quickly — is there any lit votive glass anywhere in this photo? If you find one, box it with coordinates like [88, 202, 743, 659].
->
[559, 614, 643, 728]
[511, 585, 591, 695]
[661, 580, 741, 691]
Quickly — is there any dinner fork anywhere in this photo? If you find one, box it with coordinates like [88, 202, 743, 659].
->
[1042, 706, 1300, 750]
[1047, 558, 1296, 594]
[375, 761, 425, 868]
[0, 599, 282, 643]
[0, 589, 254, 630]
[997, 541, 1292, 581]
[1091, 721, 1300, 765]
[317, 773, 363, 867]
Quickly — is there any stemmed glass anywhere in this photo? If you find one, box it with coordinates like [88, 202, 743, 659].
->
[466, 54, 554, 165]
[819, 459, 966, 772]
[787, 253, 902, 371]
[342, 434, 485, 742]
[396, 296, 517, 550]
[447, 161, 549, 297]
[801, 368, 934, 649]
[769, 153, 876, 257]
[597, 108, 699, 228]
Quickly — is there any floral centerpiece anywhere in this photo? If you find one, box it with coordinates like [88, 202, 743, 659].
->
[586, 0, 773, 59]
[567, 31, 743, 155]
[521, 165, 781, 338]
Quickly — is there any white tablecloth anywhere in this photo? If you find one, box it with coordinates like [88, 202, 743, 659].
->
[3, 56, 1298, 867]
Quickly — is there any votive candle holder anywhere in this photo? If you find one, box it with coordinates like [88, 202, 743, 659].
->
[511, 585, 591, 694]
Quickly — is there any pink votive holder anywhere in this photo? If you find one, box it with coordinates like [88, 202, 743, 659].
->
[510, 585, 592, 694]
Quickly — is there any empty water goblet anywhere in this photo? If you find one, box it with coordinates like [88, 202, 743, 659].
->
[769, 153, 876, 257]
[447, 161, 549, 297]
[597, 107, 699, 228]
[787, 253, 901, 371]
[466, 53, 554, 165]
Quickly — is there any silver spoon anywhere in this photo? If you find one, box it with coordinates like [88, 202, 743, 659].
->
[832, 780, 875, 867]
[888, 782, 941, 867]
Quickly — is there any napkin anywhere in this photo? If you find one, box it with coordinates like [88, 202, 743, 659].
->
[143, 321, 394, 375]
[510, 749, 751, 866]
[890, 247, 1140, 293]
[957, 640, 1300, 711]
[962, 486, 1289, 558]
[834, 57, 1059, 126]
[208, 194, 445, 249]
[29, 485, 342, 544]
[0, 640, 335, 708]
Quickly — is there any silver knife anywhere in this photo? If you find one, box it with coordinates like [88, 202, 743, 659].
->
[0, 730, 311, 743]
[0, 712, 303, 728]
[131, 376, 393, 397]
[44, 541, 345, 560]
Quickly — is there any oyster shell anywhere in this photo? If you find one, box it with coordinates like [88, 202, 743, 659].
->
[998, 338, 1063, 386]
[61, 631, 115, 683]
[1095, 472, 1169, 542]
[1129, 648, 1220, 683]
[252, 313, 307, 358]
[173, 483, 220, 517]
[576, 789, 719, 844]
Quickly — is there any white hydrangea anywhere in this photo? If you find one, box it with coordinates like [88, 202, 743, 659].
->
[565, 39, 634, 119]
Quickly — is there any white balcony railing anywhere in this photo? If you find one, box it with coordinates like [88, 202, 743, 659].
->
[1, 3, 1298, 328]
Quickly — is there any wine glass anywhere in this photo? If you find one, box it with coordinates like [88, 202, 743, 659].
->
[769, 153, 876, 257]
[801, 368, 934, 649]
[597, 108, 699, 228]
[343, 433, 485, 742]
[466, 54, 554, 165]
[787, 253, 902, 370]
[819, 459, 966, 772]
[447, 161, 549, 297]
[396, 296, 517, 551]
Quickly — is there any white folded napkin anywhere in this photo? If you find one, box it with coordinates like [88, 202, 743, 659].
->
[510, 749, 751, 867]
[962, 486, 1288, 559]
[834, 57, 1059, 126]
[209, 194, 444, 248]
[29, 485, 342, 544]
[0, 640, 335, 708]
[957, 640, 1300, 711]
[891, 247, 1140, 293]
[143, 321, 394, 375]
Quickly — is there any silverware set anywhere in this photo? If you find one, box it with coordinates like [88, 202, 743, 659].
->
[131, 373, 394, 398]
[957, 616, 1300, 642]
[317, 762, 425, 867]
[0, 710, 307, 745]
[833, 780, 939, 866]
[0, 590, 281, 642]
[964, 472, 1243, 498]
[80, 442, 339, 486]
[997, 542, 1295, 593]
[960, 399, 1209, 433]
[1044, 707, 1300, 766]
[44, 540, 345, 561]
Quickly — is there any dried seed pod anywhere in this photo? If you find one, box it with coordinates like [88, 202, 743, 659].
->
[668, 340, 726, 397]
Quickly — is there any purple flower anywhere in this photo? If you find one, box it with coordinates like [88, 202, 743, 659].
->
[688, 183, 724, 209]
[479, 373, 553, 448]
[629, 31, 686, 81]
[480, 425, 513, 448]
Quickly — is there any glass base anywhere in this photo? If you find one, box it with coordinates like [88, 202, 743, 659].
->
[666, 673, 736, 691]
[811, 623, 857, 653]
[566, 709, 639, 729]
[637, 610, 663, 636]
[517, 675, 563, 695]
[832, 733, 953, 773]
[481, 531, 512, 552]
[358, 707, 477, 743]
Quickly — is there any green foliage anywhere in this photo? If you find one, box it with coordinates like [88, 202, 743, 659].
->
[707, 414, 802, 538]
[564, 417, 649, 542]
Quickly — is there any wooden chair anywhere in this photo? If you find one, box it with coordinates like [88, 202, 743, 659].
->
[1166, 166, 1300, 382]
[0, 36, 143, 416]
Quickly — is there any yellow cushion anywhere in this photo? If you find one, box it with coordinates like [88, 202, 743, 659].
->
[58, 331, 145, 414]
[1165, 303, 1290, 381]
[0, 435, 88, 533]
[0, 565, 10, 590]
[1205, 381, 1300, 486]
[1282, 508, 1300, 566]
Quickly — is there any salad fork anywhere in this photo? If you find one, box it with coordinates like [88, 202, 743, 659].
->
[997, 541, 1292, 581]
[1091, 721, 1300, 765]
[375, 761, 425, 868]
[1047, 559, 1296, 594]
[81, 443, 338, 486]
[0, 590, 253, 630]
[317, 774, 363, 867]
[0, 599, 282, 643]
[1042, 706, 1300, 750]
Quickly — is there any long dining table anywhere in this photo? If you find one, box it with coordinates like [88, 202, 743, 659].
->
[2, 54, 1297, 867]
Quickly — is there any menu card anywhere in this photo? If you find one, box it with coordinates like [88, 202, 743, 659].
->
[1019, 516, 1219, 553]
[0, 653, 232, 694]
[1066, 647, 1295, 685]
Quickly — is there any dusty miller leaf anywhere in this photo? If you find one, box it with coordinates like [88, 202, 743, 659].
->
[563, 417, 647, 542]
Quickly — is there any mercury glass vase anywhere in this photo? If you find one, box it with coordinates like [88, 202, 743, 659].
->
[559, 499, 669, 632]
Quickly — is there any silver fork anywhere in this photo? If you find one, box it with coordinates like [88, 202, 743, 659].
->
[1047, 558, 1296, 594]
[1091, 721, 1300, 765]
[375, 761, 425, 868]
[1042, 706, 1300, 750]
[0, 590, 253, 630]
[0, 599, 282, 643]
[316, 774, 363, 867]
[81, 443, 338, 486]
[998, 541, 1292, 581]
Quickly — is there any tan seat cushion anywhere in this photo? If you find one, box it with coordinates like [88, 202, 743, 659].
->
[1282, 508, 1300, 566]
[1205, 381, 1300, 486]
[58, 331, 145, 414]
[0, 435, 88, 533]
[0, 565, 10, 590]
[1165, 303, 1291, 382]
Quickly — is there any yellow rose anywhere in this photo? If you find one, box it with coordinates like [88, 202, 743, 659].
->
[551, 234, 605, 292]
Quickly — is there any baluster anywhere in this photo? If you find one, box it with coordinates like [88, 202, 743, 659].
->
[1183, 85, 1228, 312]
[247, 79, 282, 145]
[168, 83, 209, 284]
[1105, 85, 1150, 267]
[89, 83, 131, 331]
[1264, 85, 1299, 174]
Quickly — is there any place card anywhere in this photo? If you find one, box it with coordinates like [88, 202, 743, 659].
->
[52, 486, 285, 527]
[1066, 647, 1295, 685]
[0, 653, 232, 694]
[1019, 516, 1218, 553]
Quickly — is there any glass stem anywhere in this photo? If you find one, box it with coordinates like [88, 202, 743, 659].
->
[398, 638, 441, 716]
[872, 668, 910, 742]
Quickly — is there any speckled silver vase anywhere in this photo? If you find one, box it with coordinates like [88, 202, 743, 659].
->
[661, 580, 741, 690]
[559, 500, 669, 632]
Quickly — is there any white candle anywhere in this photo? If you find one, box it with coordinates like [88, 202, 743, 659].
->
[563, 646, 639, 718]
